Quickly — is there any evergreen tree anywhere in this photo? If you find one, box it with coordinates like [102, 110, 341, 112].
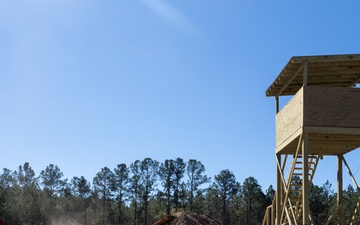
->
[5, 159, 360, 225]
[0, 168, 15, 221]
[186, 159, 211, 212]
[114, 163, 129, 225]
[15, 162, 38, 188]
[72, 176, 92, 225]
[39, 164, 68, 222]
[0, 168, 16, 188]
[228, 182, 242, 225]
[193, 189, 206, 213]
[17, 163, 43, 224]
[242, 176, 266, 225]
[265, 185, 275, 206]
[205, 187, 221, 219]
[93, 167, 115, 225]
[39, 164, 67, 197]
[130, 160, 142, 225]
[140, 158, 159, 225]
[309, 181, 335, 224]
[158, 159, 175, 216]
[343, 184, 360, 224]
[173, 158, 186, 211]
[213, 169, 238, 225]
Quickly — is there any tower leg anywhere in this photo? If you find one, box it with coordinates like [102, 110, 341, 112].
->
[302, 133, 310, 225]
[276, 153, 282, 225]
[338, 155, 344, 225]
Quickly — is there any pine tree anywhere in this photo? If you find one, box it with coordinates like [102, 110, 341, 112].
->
[114, 163, 129, 225]
[186, 159, 210, 212]
[159, 159, 175, 216]
[130, 160, 142, 225]
[71, 176, 92, 225]
[213, 169, 238, 225]
[93, 167, 114, 225]
[242, 176, 266, 225]
[140, 158, 159, 225]
[173, 158, 186, 211]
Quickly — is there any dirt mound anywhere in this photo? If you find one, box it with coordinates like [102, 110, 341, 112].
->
[153, 212, 221, 225]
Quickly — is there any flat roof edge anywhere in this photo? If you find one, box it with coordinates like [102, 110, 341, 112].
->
[266, 54, 360, 97]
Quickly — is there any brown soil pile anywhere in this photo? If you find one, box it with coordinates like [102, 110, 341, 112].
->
[153, 212, 221, 225]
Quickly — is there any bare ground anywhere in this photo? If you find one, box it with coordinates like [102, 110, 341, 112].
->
[152, 212, 221, 225]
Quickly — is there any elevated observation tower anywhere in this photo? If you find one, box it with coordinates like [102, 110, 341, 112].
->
[263, 54, 360, 225]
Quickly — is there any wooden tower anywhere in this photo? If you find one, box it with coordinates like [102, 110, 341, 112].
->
[263, 54, 360, 225]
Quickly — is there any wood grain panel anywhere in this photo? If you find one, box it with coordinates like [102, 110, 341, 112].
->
[304, 86, 360, 128]
[276, 87, 303, 148]
[278, 132, 360, 155]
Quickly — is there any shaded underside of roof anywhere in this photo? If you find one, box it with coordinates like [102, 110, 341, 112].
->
[266, 54, 360, 97]
[277, 132, 360, 155]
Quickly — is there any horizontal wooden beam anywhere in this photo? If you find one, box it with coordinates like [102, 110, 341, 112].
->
[274, 63, 304, 97]
[275, 127, 302, 153]
[304, 127, 360, 135]
[292, 54, 360, 64]
[266, 54, 360, 97]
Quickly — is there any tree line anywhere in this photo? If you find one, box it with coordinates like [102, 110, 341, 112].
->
[0, 158, 359, 225]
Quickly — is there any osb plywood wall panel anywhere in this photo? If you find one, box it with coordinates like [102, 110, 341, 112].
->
[304, 86, 360, 128]
[276, 87, 304, 147]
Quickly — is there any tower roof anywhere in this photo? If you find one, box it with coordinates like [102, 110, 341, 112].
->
[266, 54, 360, 97]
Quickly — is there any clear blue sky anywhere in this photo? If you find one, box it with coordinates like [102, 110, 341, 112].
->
[1, 0, 360, 191]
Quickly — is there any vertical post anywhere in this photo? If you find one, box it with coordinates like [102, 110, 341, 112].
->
[302, 133, 310, 225]
[338, 155, 344, 225]
[275, 94, 281, 225]
[302, 61, 309, 224]
[276, 153, 282, 225]
[303, 61, 308, 86]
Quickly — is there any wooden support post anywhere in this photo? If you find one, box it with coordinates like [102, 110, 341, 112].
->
[302, 66, 308, 224]
[338, 155, 344, 225]
[276, 153, 282, 225]
[302, 133, 310, 225]
[303, 61, 308, 86]
[275, 88, 280, 225]
[343, 157, 360, 190]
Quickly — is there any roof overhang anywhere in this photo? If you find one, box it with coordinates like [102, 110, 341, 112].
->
[266, 54, 360, 97]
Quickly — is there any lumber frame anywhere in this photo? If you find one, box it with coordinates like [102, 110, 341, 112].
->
[276, 153, 281, 225]
[343, 157, 360, 225]
[302, 132, 310, 225]
[338, 155, 344, 225]
[275, 63, 304, 98]
[266, 54, 360, 225]
[276, 134, 304, 224]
